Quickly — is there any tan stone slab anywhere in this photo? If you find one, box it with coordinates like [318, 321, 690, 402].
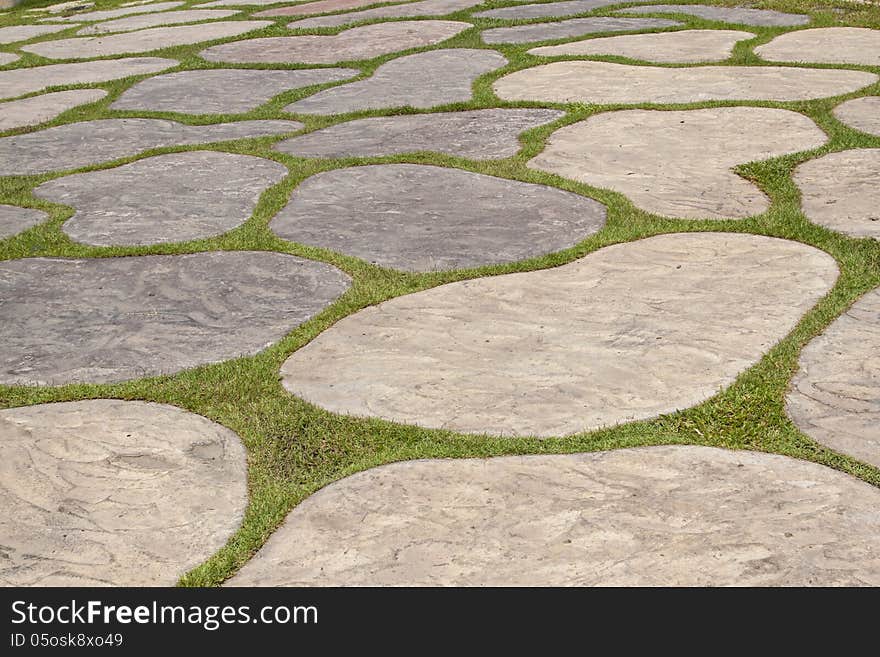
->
[0, 89, 107, 131]
[78, 9, 240, 35]
[40, 1, 184, 22]
[289, 0, 483, 27]
[0, 400, 247, 586]
[0, 23, 72, 44]
[228, 445, 880, 586]
[755, 27, 880, 66]
[528, 107, 826, 219]
[256, 0, 407, 17]
[492, 60, 878, 104]
[834, 96, 880, 137]
[280, 232, 838, 437]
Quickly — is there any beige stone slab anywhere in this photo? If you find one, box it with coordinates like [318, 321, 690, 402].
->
[529, 107, 826, 219]
[0, 23, 73, 44]
[834, 96, 880, 137]
[0, 89, 107, 131]
[228, 445, 880, 586]
[755, 27, 880, 66]
[280, 232, 838, 437]
[492, 60, 878, 104]
[0, 52, 19, 65]
[78, 9, 240, 35]
[41, 1, 184, 22]
[0, 400, 247, 586]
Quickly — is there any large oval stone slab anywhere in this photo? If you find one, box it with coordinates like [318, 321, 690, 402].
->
[834, 97, 880, 137]
[280, 233, 838, 436]
[288, 0, 484, 28]
[481, 17, 680, 45]
[493, 60, 878, 104]
[528, 107, 826, 219]
[0, 23, 72, 44]
[0, 204, 48, 240]
[35, 151, 288, 246]
[0, 400, 247, 586]
[616, 4, 809, 27]
[0, 89, 107, 131]
[271, 163, 606, 271]
[0, 251, 351, 385]
[77, 9, 240, 34]
[755, 27, 880, 66]
[228, 445, 880, 586]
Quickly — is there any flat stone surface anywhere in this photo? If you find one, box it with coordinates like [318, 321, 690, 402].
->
[0, 118, 302, 176]
[201, 20, 470, 64]
[0, 400, 247, 586]
[616, 4, 809, 27]
[197, 0, 308, 5]
[286, 49, 507, 115]
[289, 0, 483, 27]
[275, 108, 564, 159]
[256, 0, 406, 17]
[280, 232, 837, 436]
[0, 89, 107, 131]
[755, 27, 880, 65]
[0, 23, 72, 43]
[78, 9, 240, 35]
[788, 288, 880, 469]
[112, 68, 357, 115]
[475, 0, 643, 20]
[528, 108, 826, 219]
[528, 29, 753, 63]
[36, 151, 287, 246]
[0, 52, 19, 65]
[0, 57, 176, 100]
[31, 1, 95, 13]
[0, 204, 48, 239]
[22, 21, 272, 59]
[0, 251, 350, 385]
[482, 17, 680, 44]
[272, 163, 606, 271]
[229, 445, 880, 586]
[834, 97, 880, 137]
[793, 149, 880, 240]
[41, 1, 184, 22]
[493, 60, 878, 104]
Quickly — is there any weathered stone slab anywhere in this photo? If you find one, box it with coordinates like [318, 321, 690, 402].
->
[616, 4, 809, 27]
[229, 445, 880, 586]
[280, 232, 838, 436]
[256, 0, 405, 17]
[201, 20, 470, 64]
[482, 17, 680, 44]
[0, 400, 247, 586]
[275, 108, 563, 159]
[112, 68, 356, 115]
[77, 9, 240, 35]
[272, 163, 606, 271]
[755, 27, 880, 65]
[793, 149, 880, 240]
[834, 97, 880, 137]
[0, 89, 107, 131]
[493, 60, 877, 104]
[475, 0, 639, 20]
[528, 108, 826, 219]
[0, 251, 350, 385]
[289, 0, 483, 27]
[197, 0, 306, 5]
[30, 1, 94, 13]
[40, 1, 184, 22]
[0, 52, 19, 65]
[0, 23, 72, 43]
[0, 118, 302, 176]
[0, 205, 48, 239]
[286, 49, 506, 115]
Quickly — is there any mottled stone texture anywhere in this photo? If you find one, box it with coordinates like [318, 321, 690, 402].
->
[289, 0, 484, 28]
[616, 4, 809, 27]
[755, 27, 880, 66]
[40, 1, 184, 22]
[482, 17, 680, 45]
[0, 53, 19, 65]
[77, 9, 240, 35]
[0, 23, 71, 44]
[0, 89, 107, 131]
[475, 0, 640, 20]
[255, 0, 402, 17]
[0, 205, 48, 240]
[834, 97, 880, 137]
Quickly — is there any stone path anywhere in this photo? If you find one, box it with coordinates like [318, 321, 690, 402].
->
[0, 89, 107, 131]
[616, 4, 809, 27]
[482, 17, 680, 44]
[755, 27, 880, 65]
[39, 1, 183, 22]
[0, 204, 48, 239]
[255, 0, 406, 17]
[834, 97, 880, 136]
[0, 52, 19, 65]
[288, 0, 484, 28]
[0, 23, 71, 43]
[474, 0, 640, 20]
[77, 9, 240, 34]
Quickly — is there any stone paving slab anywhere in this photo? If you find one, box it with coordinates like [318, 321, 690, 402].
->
[228, 445, 880, 586]
[197, 0, 311, 5]
[482, 17, 680, 44]
[40, 1, 184, 22]
[0, 400, 247, 586]
[0, 204, 48, 240]
[0, 251, 351, 385]
[286, 49, 506, 115]
[834, 97, 880, 137]
[0, 118, 302, 176]
[0, 52, 19, 65]
[77, 9, 240, 35]
[528, 28, 753, 63]
[30, 1, 94, 13]
[35, 151, 288, 246]
[271, 163, 606, 270]
[289, 0, 483, 27]
[255, 0, 407, 17]
[112, 67, 357, 115]
[615, 4, 809, 27]
[275, 108, 564, 159]
[475, 0, 642, 20]
[201, 20, 470, 64]
[493, 60, 878, 104]
[793, 149, 880, 240]
[280, 232, 837, 436]
[528, 107, 826, 219]
[755, 27, 880, 66]
[0, 88, 107, 131]
[0, 23, 73, 43]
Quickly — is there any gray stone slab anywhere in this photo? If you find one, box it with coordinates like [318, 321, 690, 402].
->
[834, 97, 880, 137]
[280, 232, 838, 436]
[475, 0, 639, 20]
[255, 0, 407, 16]
[41, 1, 184, 22]
[197, 0, 309, 5]
[0, 89, 107, 131]
[0, 251, 350, 385]
[36, 151, 287, 246]
[77, 9, 240, 35]
[528, 107, 826, 219]
[0, 52, 19, 65]
[0, 400, 247, 586]
[0, 118, 302, 176]
[112, 68, 357, 115]
[229, 445, 880, 586]
[0, 23, 73, 44]
[201, 20, 471, 64]
[793, 149, 880, 240]
[289, 0, 484, 28]
[30, 1, 94, 13]
[755, 27, 880, 66]
[286, 49, 507, 115]
[482, 17, 680, 44]
[616, 4, 809, 27]
[0, 204, 48, 239]
[272, 163, 606, 271]
[788, 288, 880, 469]
[275, 108, 564, 159]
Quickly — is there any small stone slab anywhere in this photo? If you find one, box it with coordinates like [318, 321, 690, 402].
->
[279, 232, 838, 436]
[275, 108, 564, 159]
[0, 251, 350, 385]
[834, 97, 880, 137]
[0, 400, 247, 586]
[0, 204, 48, 239]
[528, 107, 826, 219]
[201, 20, 470, 64]
[475, 0, 638, 20]
[290, 0, 483, 27]
[482, 17, 680, 44]
[112, 67, 357, 115]
[41, 1, 184, 22]
[493, 60, 878, 104]
[0, 89, 106, 131]
[256, 0, 405, 17]
[22, 21, 272, 60]
[272, 163, 606, 271]
[755, 27, 880, 66]
[35, 151, 287, 246]
[286, 49, 507, 115]
[793, 149, 880, 240]
[0, 23, 72, 44]
[528, 29, 753, 63]
[228, 445, 880, 586]
[77, 9, 240, 35]
[31, 1, 95, 13]
[0, 118, 302, 176]
[788, 288, 880, 469]
[0, 52, 19, 65]
[616, 4, 809, 27]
